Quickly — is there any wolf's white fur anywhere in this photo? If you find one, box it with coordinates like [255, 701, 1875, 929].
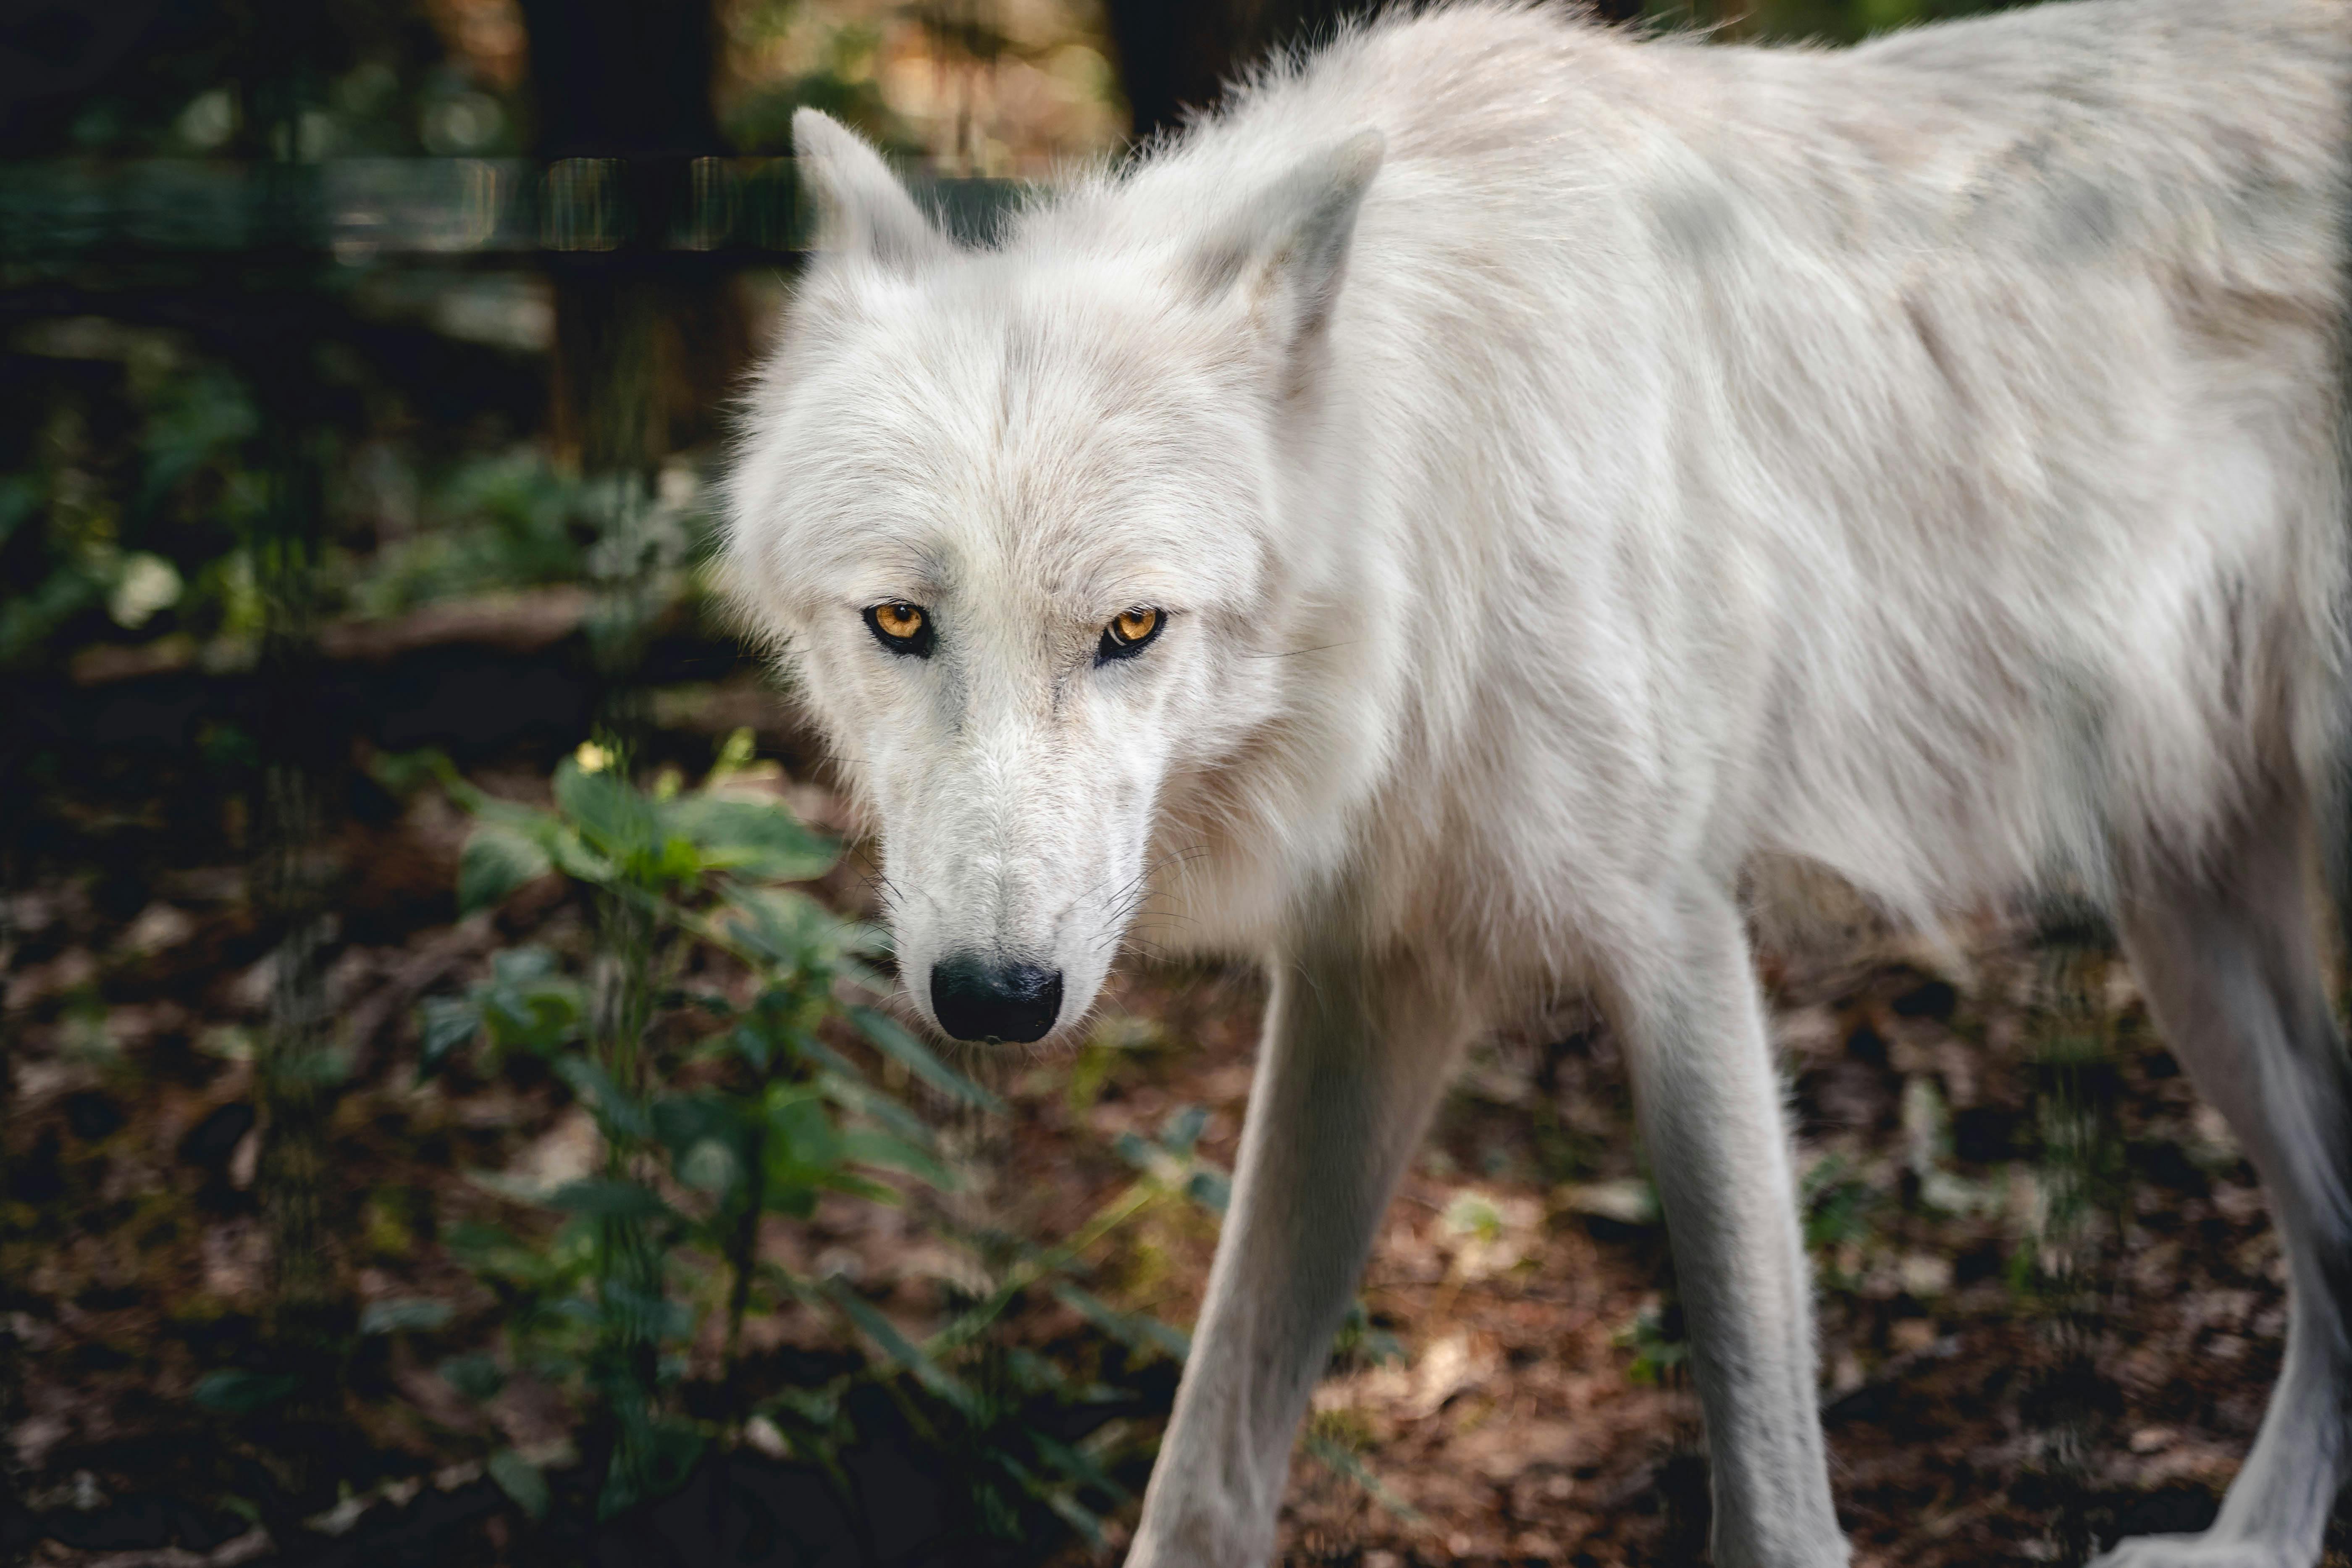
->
[727, 2, 2352, 1563]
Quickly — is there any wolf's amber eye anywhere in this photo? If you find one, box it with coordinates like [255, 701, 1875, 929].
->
[864, 601, 934, 657]
[1097, 605, 1164, 663]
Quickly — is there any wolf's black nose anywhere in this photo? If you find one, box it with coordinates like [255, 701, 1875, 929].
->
[929, 956, 1063, 1043]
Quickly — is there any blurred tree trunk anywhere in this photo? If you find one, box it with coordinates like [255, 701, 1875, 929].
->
[520, 0, 747, 725]
[515, 0, 742, 1512]
[243, 3, 354, 1499]
[1103, 0, 1644, 142]
[250, 394, 336, 1328]
[519, 0, 747, 473]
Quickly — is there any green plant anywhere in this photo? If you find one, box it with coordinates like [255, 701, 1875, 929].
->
[424, 729, 982, 1516]
[1801, 1151, 1885, 1292]
[0, 346, 267, 667]
[342, 450, 595, 617]
[1616, 1297, 1690, 1387]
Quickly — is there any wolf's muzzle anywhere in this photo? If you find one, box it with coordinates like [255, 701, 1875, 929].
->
[930, 956, 1063, 1043]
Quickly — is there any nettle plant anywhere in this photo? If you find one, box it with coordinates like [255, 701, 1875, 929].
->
[413, 730, 1244, 1546]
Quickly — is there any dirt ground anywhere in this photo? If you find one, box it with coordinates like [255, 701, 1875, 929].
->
[7, 658, 2352, 1566]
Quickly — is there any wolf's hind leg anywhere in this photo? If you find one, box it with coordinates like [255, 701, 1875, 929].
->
[2097, 801, 2352, 1568]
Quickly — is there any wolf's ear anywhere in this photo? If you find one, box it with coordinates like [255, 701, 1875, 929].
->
[1189, 130, 1384, 357]
[793, 109, 943, 268]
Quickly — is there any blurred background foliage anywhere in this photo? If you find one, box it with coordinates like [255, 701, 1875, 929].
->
[0, 0, 2026, 682]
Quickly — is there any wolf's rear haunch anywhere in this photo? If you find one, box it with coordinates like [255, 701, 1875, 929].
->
[724, 1, 2352, 1563]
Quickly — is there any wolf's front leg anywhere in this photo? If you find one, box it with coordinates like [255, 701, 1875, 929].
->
[1606, 883, 1848, 1568]
[1125, 942, 1477, 1568]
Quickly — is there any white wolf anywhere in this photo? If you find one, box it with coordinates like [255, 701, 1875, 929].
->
[726, 0, 2352, 1562]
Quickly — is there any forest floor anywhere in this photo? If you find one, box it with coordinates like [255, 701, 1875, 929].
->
[6, 641, 2352, 1567]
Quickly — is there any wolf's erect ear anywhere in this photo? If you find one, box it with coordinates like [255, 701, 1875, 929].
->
[1190, 129, 1385, 355]
[793, 109, 943, 268]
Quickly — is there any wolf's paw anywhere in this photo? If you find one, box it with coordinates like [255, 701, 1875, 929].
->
[2087, 1534, 2310, 1568]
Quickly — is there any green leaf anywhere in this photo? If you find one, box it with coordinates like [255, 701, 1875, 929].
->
[458, 823, 552, 915]
[359, 1297, 455, 1334]
[651, 833, 709, 885]
[192, 1369, 298, 1414]
[765, 1087, 844, 1166]
[487, 1449, 549, 1519]
[841, 1128, 953, 1190]
[766, 1184, 820, 1220]
[546, 1177, 673, 1222]
[1185, 1169, 1232, 1215]
[0, 473, 40, 551]
[815, 1070, 936, 1148]
[724, 1020, 776, 1073]
[468, 795, 562, 841]
[556, 1057, 653, 1142]
[488, 945, 559, 983]
[1050, 1283, 1191, 1362]
[1301, 1430, 1422, 1523]
[819, 1277, 978, 1413]
[444, 1219, 577, 1288]
[597, 1280, 698, 1343]
[998, 1451, 1112, 1547]
[1160, 1104, 1208, 1155]
[761, 1090, 848, 1217]
[649, 1090, 740, 1161]
[1040, 1489, 1111, 1548]
[757, 1381, 839, 1434]
[660, 795, 838, 882]
[596, 1420, 704, 1519]
[438, 1352, 507, 1402]
[484, 992, 580, 1056]
[476, 949, 582, 1057]
[554, 758, 658, 860]
[725, 887, 847, 971]
[546, 828, 618, 885]
[818, 1170, 900, 1206]
[416, 995, 482, 1074]
[849, 1008, 1005, 1113]
[1025, 1432, 1129, 1509]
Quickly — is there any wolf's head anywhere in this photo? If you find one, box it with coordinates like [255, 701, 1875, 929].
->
[727, 110, 1383, 1044]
